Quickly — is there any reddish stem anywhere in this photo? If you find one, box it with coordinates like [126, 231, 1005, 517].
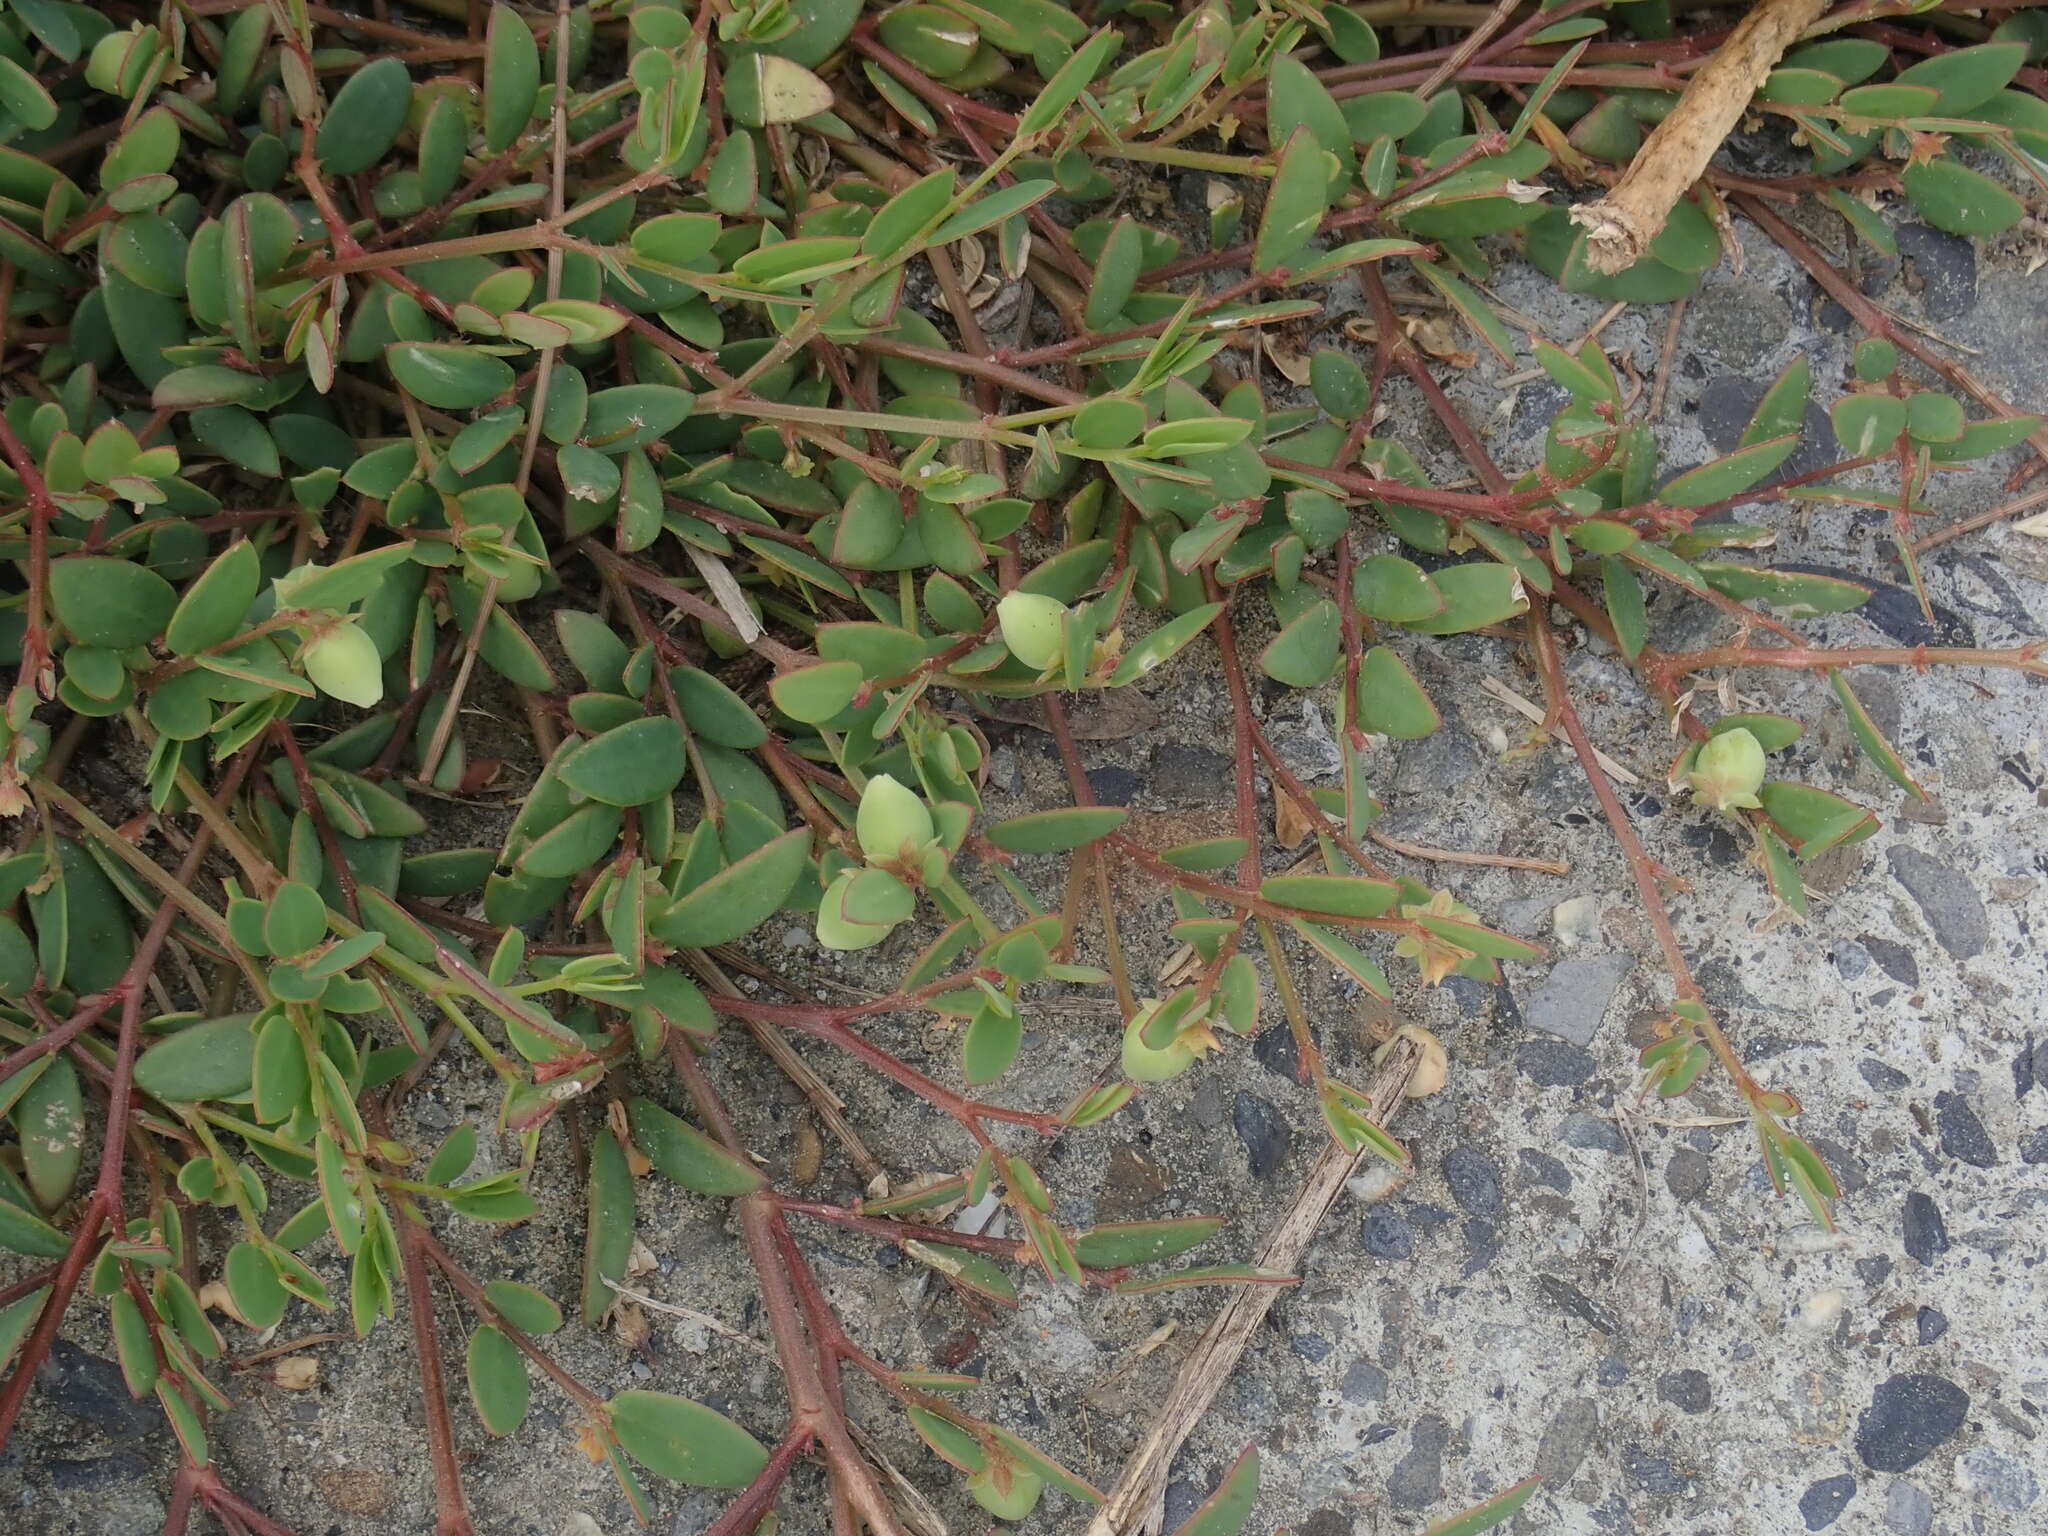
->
[1738, 194, 2048, 476]
[0, 744, 256, 1454]
[777, 1197, 1125, 1285]
[667, 1040, 907, 1536]
[701, 1426, 815, 1536]
[396, 1210, 478, 1536]
[0, 407, 60, 698]
[1656, 642, 2047, 682]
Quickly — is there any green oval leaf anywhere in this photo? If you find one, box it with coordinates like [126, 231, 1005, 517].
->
[652, 828, 813, 947]
[961, 1004, 1022, 1086]
[317, 56, 413, 175]
[1258, 599, 1341, 687]
[386, 342, 516, 410]
[467, 1325, 531, 1436]
[49, 557, 176, 648]
[225, 1241, 289, 1329]
[627, 1096, 765, 1197]
[1072, 1216, 1223, 1269]
[1261, 874, 1400, 919]
[264, 880, 328, 959]
[1168, 1444, 1259, 1536]
[1660, 435, 1796, 507]
[1421, 1476, 1544, 1536]
[670, 666, 768, 748]
[1356, 646, 1439, 739]
[166, 541, 261, 655]
[1831, 394, 1907, 456]
[110, 1290, 156, 1397]
[483, 3, 541, 154]
[0, 1284, 52, 1367]
[1256, 128, 1334, 273]
[1758, 782, 1879, 857]
[983, 807, 1128, 855]
[1901, 156, 2025, 238]
[0, 1194, 69, 1258]
[134, 1014, 261, 1104]
[1401, 563, 1529, 635]
[484, 1279, 564, 1335]
[15, 1056, 82, 1210]
[768, 660, 864, 724]
[579, 1127, 634, 1325]
[561, 716, 687, 807]
[608, 1389, 770, 1487]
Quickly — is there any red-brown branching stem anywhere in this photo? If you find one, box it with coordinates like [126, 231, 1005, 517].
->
[849, 21, 1015, 134]
[0, 1267, 57, 1310]
[0, 744, 257, 1452]
[0, 404, 58, 698]
[418, 1229, 606, 1412]
[1362, 267, 1511, 495]
[580, 539, 807, 670]
[1526, 614, 1760, 1101]
[1654, 642, 2047, 683]
[768, 1006, 1056, 1140]
[1738, 194, 2048, 476]
[0, 990, 119, 1086]
[1039, 693, 1140, 1020]
[702, 1426, 815, 1536]
[668, 1038, 907, 1536]
[395, 1208, 477, 1536]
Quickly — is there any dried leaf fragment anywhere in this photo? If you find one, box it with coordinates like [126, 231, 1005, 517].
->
[1374, 1024, 1448, 1097]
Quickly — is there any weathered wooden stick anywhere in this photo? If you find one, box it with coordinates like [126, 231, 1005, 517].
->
[1087, 1035, 1424, 1536]
[1570, 0, 1828, 273]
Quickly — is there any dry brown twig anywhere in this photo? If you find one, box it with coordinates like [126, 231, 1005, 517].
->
[1571, 0, 1829, 272]
[1088, 1035, 1424, 1536]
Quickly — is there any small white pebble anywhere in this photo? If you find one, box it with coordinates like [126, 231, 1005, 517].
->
[1795, 1288, 1845, 1331]
[1346, 1164, 1404, 1204]
[1552, 896, 1600, 949]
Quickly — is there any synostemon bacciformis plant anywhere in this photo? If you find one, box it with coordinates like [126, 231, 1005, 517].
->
[0, 0, 2043, 1531]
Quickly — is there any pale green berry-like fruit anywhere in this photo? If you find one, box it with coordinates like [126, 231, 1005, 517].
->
[1689, 726, 1765, 811]
[815, 870, 896, 951]
[1121, 1011, 1198, 1083]
[967, 1463, 1044, 1521]
[856, 773, 934, 865]
[85, 28, 143, 96]
[996, 591, 1067, 672]
[301, 622, 385, 707]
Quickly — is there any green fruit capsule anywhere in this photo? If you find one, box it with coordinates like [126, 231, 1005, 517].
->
[855, 774, 934, 866]
[1689, 727, 1765, 812]
[814, 870, 896, 952]
[301, 622, 385, 708]
[996, 592, 1067, 672]
[1121, 1012, 1198, 1084]
[966, 1462, 1043, 1521]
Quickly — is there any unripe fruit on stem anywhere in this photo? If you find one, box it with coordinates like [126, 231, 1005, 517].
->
[1121, 1013, 1198, 1083]
[301, 621, 384, 707]
[815, 869, 895, 951]
[1689, 727, 1765, 811]
[855, 773, 934, 865]
[966, 1462, 1043, 1521]
[996, 592, 1067, 672]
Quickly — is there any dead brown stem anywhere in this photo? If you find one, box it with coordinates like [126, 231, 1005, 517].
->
[1088, 1036, 1423, 1534]
[1571, 0, 1829, 272]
